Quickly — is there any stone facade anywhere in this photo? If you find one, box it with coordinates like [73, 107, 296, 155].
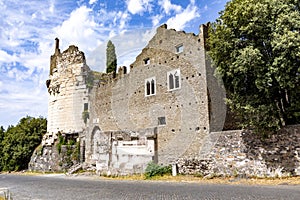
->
[30, 24, 223, 174]
[29, 23, 300, 177]
[85, 24, 221, 172]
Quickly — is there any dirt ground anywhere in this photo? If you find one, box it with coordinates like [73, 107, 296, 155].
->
[6, 171, 300, 186]
[102, 174, 300, 186]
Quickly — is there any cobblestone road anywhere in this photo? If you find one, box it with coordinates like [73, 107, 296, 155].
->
[0, 174, 299, 200]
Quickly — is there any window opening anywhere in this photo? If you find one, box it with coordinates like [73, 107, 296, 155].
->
[151, 79, 155, 94]
[169, 73, 174, 90]
[144, 58, 150, 65]
[175, 72, 180, 88]
[145, 77, 156, 96]
[146, 81, 150, 96]
[176, 44, 184, 53]
[167, 69, 181, 91]
[158, 117, 166, 126]
[84, 103, 88, 111]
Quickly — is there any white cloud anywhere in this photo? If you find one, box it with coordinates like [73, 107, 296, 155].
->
[0, 50, 19, 63]
[54, 6, 96, 50]
[165, 1, 199, 30]
[151, 14, 163, 27]
[119, 12, 130, 30]
[0, 0, 75, 127]
[49, 0, 55, 13]
[158, 0, 182, 15]
[87, 27, 155, 72]
[89, 0, 97, 4]
[126, 0, 153, 15]
[0, 81, 48, 128]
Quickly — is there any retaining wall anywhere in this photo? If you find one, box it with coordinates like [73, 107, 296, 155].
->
[176, 125, 300, 177]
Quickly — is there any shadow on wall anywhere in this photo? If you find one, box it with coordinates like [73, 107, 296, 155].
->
[242, 125, 300, 175]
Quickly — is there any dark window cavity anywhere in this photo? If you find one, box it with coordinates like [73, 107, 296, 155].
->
[158, 117, 166, 125]
[145, 77, 156, 96]
[167, 69, 181, 91]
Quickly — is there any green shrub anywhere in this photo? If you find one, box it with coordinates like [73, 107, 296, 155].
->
[144, 162, 171, 179]
[0, 116, 47, 171]
[82, 111, 89, 124]
[56, 133, 66, 154]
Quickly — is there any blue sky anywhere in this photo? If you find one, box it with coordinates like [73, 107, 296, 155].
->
[0, 0, 228, 128]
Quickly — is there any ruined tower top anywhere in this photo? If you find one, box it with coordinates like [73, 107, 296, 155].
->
[55, 38, 60, 54]
[50, 38, 60, 75]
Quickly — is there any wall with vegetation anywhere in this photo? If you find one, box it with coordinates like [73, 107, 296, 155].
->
[176, 125, 300, 177]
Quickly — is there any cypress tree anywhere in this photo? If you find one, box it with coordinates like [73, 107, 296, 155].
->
[106, 40, 117, 74]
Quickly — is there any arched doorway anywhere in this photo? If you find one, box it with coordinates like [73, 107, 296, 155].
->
[91, 126, 101, 160]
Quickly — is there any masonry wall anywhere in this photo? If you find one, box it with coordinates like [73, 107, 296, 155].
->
[88, 128, 156, 175]
[86, 24, 216, 166]
[47, 45, 90, 135]
[176, 125, 300, 177]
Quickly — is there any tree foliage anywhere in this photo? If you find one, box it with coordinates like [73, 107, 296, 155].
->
[209, 0, 300, 133]
[0, 116, 47, 171]
[106, 40, 117, 74]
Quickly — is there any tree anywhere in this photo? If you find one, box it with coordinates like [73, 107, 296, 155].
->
[106, 40, 117, 74]
[208, 0, 300, 134]
[0, 116, 47, 171]
[0, 126, 4, 171]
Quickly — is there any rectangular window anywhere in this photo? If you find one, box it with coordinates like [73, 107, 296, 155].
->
[167, 69, 181, 91]
[176, 44, 184, 53]
[84, 103, 88, 111]
[158, 117, 166, 126]
[145, 77, 156, 97]
[144, 58, 150, 65]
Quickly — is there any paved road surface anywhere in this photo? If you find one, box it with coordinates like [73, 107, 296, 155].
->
[0, 174, 299, 200]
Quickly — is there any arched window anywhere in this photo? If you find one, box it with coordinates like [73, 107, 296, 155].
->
[169, 73, 174, 90]
[151, 79, 155, 94]
[145, 77, 156, 96]
[175, 71, 180, 88]
[167, 69, 181, 91]
[146, 81, 151, 95]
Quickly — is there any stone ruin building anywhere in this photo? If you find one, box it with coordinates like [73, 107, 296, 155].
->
[29, 23, 300, 177]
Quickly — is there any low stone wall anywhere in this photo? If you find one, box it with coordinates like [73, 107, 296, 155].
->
[28, 143, 79, 172]
[176, 125, 300, 177]
[88, 128, 157, 176]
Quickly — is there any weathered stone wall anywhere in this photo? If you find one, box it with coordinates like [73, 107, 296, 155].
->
[33, 24, 232, 173]
[29, 43, 90, 172]
[29, 142, 79, 172]
[176, 125, 300, 177]
[85, 24, 223, 167]
[86, 128, 156, 175]
[47, 44, 90, 136]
